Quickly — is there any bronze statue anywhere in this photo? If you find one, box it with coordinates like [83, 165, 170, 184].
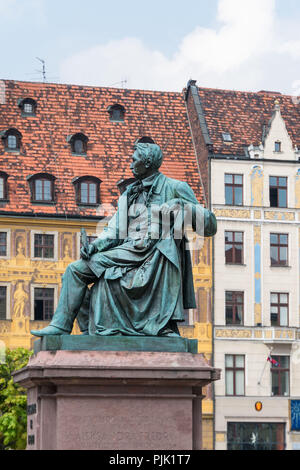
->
[31, 143, 217, 338]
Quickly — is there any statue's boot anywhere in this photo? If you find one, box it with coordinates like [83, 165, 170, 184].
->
[30, 325, 69, 337]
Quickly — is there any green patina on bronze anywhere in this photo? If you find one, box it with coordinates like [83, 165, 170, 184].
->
[30, 142, 217, 345]
[33, 336, 199, 354]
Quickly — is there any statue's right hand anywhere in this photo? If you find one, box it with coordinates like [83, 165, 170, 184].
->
[80, 244, 96, 261]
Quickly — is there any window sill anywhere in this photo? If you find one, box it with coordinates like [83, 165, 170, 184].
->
[271, 395, 290, 398]
[225, 395, 245, 398]
[0, 199, 9, 204]
[77, 203, 100, 207]
[72, 152, 87, 157]
[226, 263, 246, 266]
[269, 206, 288, 209]
[31, 201, 56, 205]
[32, 258, 56, 262]
[270, 265, 291, 268]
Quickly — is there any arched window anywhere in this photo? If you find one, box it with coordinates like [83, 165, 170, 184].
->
[27, 173, 56, 203]
[137, 136, 155, 144]
[73, 176, 101, 206]
[0, 172, 9, 201]
[18, 98, 37, 116]
[1, 128, 22, 151]
[67, 133, 89, 155]
[107, 104, 125, 122]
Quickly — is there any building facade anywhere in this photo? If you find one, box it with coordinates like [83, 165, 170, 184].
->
[186, 81, 300, 450]
[0, 79, 214, 449]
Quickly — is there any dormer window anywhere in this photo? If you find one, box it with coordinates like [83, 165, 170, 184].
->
[1, 128, 22, 151]
[73, 176, 101, 206]
[0, 172, 9, 201]
[107, 104, 125, 122]
[222, 132, 232, 143]
[8, 135, 17, 149]
[275, 141, 282, 153]
[18, 98, 37, 116]
[24, 103, 33, 114]
[67, 133, 88, 155]
[27, 174, 56, 203]
[137, 136, 155, 144]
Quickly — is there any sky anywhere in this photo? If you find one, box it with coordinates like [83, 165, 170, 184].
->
[0, 0, 299, 95]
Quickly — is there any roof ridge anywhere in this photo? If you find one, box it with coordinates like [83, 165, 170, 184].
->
[1, 78, 183, 96]
[197, 85, 294, 99]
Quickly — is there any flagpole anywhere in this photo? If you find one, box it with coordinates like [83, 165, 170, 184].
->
[258, 347, 273, 386]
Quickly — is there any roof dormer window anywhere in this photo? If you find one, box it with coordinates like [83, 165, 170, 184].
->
[24, 103, 33, 114]
[72, 176, 102, 206]
[74, 138, 84, 154]
[8, 135, 17, 150]
[1, 128, 22, 151]
[275, 141, 282, 153]
[137, 136, 155, 144]
[18, 98, 37, 116]
[0, 172, 9, 201]
[107, 104, 125, 122]
[222, 132, 232, 143]
[67, 133, 89, 155]
[27, 173, 56, 203]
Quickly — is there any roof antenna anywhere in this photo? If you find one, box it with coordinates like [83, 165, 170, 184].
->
[110, 78, 128, 88]
[36, 57, 47, 82]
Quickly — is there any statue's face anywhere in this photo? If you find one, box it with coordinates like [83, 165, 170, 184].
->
[130, 149, 149, 179]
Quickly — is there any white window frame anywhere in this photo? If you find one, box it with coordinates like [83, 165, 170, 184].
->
[30, 283, 58, 321]
[0, 282, 11, 320]
[0, 229, 10, 259]
[76, 231, 98, 259]
[31, 230, 58, 261]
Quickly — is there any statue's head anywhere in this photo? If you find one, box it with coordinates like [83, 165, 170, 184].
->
[130, 143, 163, 179]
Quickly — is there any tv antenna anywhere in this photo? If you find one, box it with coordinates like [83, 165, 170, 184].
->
[24, 58, 59, 83]
[36, 57, 47, 82]
[110, 78, 128, 88]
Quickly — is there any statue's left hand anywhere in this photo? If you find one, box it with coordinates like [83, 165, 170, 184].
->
[80, 244, 96, 261]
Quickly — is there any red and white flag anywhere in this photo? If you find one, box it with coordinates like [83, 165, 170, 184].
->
[267, 356, 280, 367]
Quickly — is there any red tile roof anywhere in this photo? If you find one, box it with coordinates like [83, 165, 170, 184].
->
[0, 80, 204, 217]
[197, 86, 300, 156]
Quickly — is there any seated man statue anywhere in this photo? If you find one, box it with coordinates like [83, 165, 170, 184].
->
[31, 143, 217, 338]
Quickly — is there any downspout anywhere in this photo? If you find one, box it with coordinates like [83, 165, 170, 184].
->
[184, 80, 216, 449]
[209, 152, 216, 451]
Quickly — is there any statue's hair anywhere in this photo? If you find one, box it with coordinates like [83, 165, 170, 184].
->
[134, 142, 163, 170]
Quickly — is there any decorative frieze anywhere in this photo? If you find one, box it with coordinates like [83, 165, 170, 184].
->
[215, 329, 252, 338]
[213, 209, 251, 219]
[215, 327, 297, 341]
[264, 211, 295, 221]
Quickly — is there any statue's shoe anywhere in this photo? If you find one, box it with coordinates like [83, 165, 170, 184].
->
[30, 326, 70, 337]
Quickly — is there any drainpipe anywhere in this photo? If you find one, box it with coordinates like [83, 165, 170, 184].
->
[184, 80, 216, 449]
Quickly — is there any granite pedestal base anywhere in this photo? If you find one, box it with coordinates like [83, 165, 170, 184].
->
[13, 341, 220, 450]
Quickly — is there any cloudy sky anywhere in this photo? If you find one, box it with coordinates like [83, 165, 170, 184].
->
[0, 0, 299, 94]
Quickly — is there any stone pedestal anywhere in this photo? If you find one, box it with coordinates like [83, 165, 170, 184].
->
[13, 340, 220, 450]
